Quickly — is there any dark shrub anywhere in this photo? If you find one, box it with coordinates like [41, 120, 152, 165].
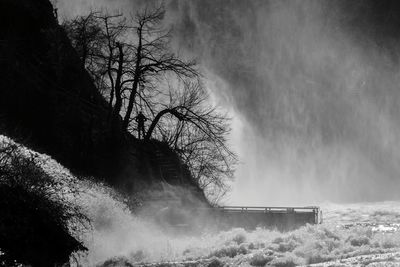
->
[349, 236, 370, 247]
[0, 142, 88, 266]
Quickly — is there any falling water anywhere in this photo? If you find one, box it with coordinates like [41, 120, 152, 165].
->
[165, 0, 400, 205]
[58, 0, 400, 205]
[51, 1, 400, 265]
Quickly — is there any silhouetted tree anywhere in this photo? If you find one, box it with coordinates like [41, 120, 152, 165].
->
[144, 81, 237, 202]
[63, 11, 130, 118]
[63, 11, 105, 87]
[95, 12, 131, 119]
[64, 6, 198, 129]
[64, 6, 235, 201]
[121, 6, 198, 130]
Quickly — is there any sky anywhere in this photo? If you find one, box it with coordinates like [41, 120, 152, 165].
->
[58, 0, 400, 205]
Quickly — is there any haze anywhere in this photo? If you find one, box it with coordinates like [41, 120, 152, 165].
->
[58, 0, 400, 205]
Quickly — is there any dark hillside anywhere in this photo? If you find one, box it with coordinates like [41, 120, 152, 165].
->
[0, 0, 119, 174]
[0, 0, 208, 205]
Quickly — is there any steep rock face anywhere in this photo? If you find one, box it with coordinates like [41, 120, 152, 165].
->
[0, 0, 118, 175]
[0, 0, 209, 205]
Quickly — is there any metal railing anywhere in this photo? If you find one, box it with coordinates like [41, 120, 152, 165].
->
[218, 206, 322, 224]
[219, 206, 319, 212]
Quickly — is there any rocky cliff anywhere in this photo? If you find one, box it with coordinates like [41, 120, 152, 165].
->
[0, 0, 208, 206]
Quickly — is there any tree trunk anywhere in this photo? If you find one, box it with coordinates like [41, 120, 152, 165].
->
[112, 43, 124, 120]
[107, 46, 115, 115]
[122, 84, 137, 129]
[122, 27, 142, 130]
[145, 109, 171, 140]
[122, 77, 138, 130]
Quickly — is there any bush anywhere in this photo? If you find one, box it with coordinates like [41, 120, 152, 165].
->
[270, 254, 304, 267]
[270, 235, 301, 253]
[210, 245, 241, 258]
[207, 257, 225, 267]
[381, 239, 397, 249]
[101, 256, 134, 267]
[209, 243, 249, 259]
[249, 252, 274, 266]
[0, 140, 88, 266]
[349, 236, 370, 247]
[232, 232, 246, 245]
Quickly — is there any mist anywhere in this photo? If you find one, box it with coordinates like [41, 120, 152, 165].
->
[169, 0, 400, 205]
[58, 0, 400, 205]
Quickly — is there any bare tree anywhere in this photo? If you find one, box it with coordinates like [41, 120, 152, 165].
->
[64, 6, 198, 129]
[95, 13, 131, 117]
[62, 11, 104, 84]
[63, 7, 236, 201]
[63, 11, 132, 119]
[121, 5, 199, 130]
[144, 81, 237, 201]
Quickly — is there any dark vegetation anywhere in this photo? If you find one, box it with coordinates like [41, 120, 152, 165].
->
[62, 5, 237, 202]
[0, 0, 119, 178]
[0, 0, 236, 202]
[0, 0, 236, 265]
[0, 140, 88, 267]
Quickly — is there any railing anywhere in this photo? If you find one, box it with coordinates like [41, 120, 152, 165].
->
[218, 206, 322, 224]
[219, 206, 319, 212]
